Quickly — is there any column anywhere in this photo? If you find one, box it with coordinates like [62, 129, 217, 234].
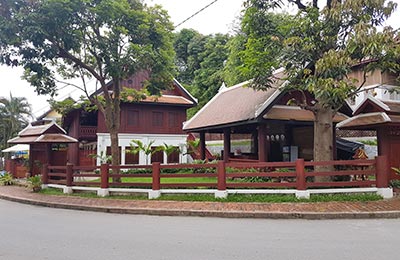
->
[258, 124, 267, 162]
[223, 128, 231, 162]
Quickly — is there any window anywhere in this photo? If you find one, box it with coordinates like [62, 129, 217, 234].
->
[127, 110, 139, 126]
[167, 148, 180, 163]
[106, 146, 121, 164]
[151, 147, 164, 163]
[125, 147, 139, 164]
[168, 112, 179, 128]
[152, 112, 164, 127]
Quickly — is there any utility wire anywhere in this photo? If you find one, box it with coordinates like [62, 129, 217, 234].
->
[175, 0, 220, 28]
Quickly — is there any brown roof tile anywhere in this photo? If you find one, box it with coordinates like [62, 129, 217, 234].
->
[18, 123, 66, 136]
[337, 112, 392, 129]
[183, 81, 278, 131]
[8, 134, 77, 144]
[264, 105, 348, 123]
[140, 95, 194, 105]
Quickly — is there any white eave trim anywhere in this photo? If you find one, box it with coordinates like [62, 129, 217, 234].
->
[173, 78, 198, 104]
[337, 112, 390, 128]
[353, 95, 390, 115]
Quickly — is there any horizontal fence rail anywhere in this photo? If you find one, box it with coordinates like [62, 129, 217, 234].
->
[41, 156, 392, 198]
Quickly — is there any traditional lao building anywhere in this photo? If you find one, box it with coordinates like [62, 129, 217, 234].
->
[338, 96, 400, 180]
[183, 70, 350, 163]
[7, 123, 78, 175]
[62, 71, 197, 166]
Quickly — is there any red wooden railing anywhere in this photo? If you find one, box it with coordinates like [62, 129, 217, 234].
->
[42, 156, 390, 190]
[79, 126, 97, 139]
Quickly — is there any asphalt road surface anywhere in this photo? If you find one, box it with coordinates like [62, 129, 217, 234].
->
[0, 199, 399, 260]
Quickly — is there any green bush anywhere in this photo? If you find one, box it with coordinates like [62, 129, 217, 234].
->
[27, 175, 42, 192]
[0, 172, 14, 186]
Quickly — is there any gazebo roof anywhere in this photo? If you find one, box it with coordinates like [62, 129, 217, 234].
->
[183, 69, 349, 132]
[183, 80, 280, 131]
[338, 96, 400, 130]
[8, 122, 77, 144]
[264, 105, 348, 123]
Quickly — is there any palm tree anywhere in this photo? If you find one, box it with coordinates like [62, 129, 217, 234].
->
[0, 93, 32, 153]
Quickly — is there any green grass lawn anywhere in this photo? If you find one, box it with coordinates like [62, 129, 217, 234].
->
[39, 187, 382, 203]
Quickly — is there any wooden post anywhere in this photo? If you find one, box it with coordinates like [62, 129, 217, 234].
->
[200, 132, 206, 160]
[376, 155, 389, 188]
[152, 162, 161, 190]
[217, 161, 226, 191]
[66, 163, 73, 187]
[257, 124, 267, 162]
[41, 163, 49, 185]
[296, 159, 306, 190]
[100, 163, 109, 189]
[10, 160, 16, 178]
[223, 128, 231, 162]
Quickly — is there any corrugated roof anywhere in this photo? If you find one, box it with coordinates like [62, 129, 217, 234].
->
[183, 81, 278, 131]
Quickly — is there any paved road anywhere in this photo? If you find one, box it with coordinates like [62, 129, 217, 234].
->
[0, 199, 399, 260]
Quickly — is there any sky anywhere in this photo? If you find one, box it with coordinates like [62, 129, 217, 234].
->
[1, 0, 400, 118]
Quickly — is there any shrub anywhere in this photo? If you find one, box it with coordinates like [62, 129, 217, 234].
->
[0, 172, 14, 186]
[27, 175, 42, 192]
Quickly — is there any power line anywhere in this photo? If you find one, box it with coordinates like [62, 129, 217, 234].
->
[175, 0, 220, 28]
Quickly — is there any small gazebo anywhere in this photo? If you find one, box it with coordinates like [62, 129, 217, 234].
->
[337, 96, 400, 180]
[8, 122, 78, 175]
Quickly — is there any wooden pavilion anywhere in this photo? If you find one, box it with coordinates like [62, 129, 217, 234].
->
[7, 122, 78, 175]
[338, 96, 400, 180]
[183, 73, 350, 163]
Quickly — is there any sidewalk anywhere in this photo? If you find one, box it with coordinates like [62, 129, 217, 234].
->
[1, 185, 400, 219]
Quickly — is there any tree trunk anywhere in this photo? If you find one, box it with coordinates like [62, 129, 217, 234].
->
[313, 106, 334, 182]
[104, 100, 121, 182]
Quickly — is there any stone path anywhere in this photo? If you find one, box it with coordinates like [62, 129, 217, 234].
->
[1, 186, 400, 219]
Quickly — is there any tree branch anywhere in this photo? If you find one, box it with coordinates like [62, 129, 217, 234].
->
[289, 0, 307, 10]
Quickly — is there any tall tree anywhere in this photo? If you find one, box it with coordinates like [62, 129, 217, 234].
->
[0, 93, 32, 153]
[190, 33, 231, 116]
[241, 0, 400, 164]
[0, 0, 176, 169]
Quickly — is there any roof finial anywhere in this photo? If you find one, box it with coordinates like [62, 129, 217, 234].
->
[219, 82, 227, 92]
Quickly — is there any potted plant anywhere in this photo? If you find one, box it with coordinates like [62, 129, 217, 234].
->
[27, 175, 42, 192]
[390, 167, 400, 194]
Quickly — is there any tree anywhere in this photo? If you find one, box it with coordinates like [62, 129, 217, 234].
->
[0, 93, 32, 154]
[0, 0, 176, 170]
[241, 0, 400, 166]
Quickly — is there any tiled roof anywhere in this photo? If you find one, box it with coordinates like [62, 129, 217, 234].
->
[264, 105, 348, 123]
[183, 81, 279, 131]
[18, 122, 66, 136]
[8, 134, 78, 144]
[337, 112, 399, 130]
[139, 95, 194, 106]
[8, 122, 77, 144]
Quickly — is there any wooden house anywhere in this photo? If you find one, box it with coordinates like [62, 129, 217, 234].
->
[62, 71, 197, 166]
[183, 69, 350, 163]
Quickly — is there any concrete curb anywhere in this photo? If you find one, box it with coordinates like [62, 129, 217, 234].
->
[2, 192, 400, 219]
